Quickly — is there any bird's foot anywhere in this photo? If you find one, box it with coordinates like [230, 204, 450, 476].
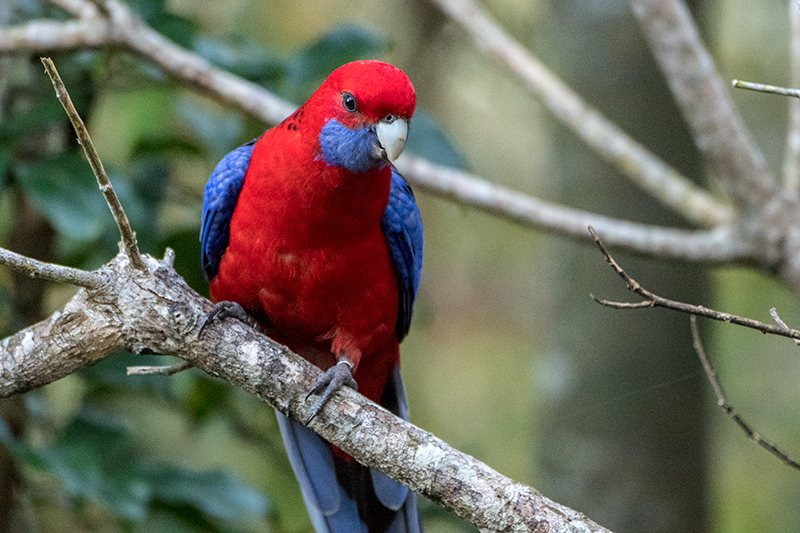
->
[305, 360, 357, 424]
[198, 300, 257, 337]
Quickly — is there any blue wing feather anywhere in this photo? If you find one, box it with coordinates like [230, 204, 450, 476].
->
[381, 168, 424, 341]
[200, 141, 256, 282]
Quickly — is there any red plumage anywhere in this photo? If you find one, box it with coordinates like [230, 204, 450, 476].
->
[209, 61, 415, 406]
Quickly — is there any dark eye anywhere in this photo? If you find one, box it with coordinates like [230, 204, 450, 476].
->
[342, 92, 358, 112]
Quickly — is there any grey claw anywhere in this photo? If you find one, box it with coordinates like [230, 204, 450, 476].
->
[305, 361, 357, 424]
[198, 301, 255, 337]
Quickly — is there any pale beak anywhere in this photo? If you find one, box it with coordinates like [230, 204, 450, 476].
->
[375, 117, 408, 162]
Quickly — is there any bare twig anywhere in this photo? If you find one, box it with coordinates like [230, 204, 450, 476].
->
[732, 79, 800, 99]
[768, 307, 800, 346]
[690, 316, 800, 471]
[589, 226, 800, 341]
[0, 246, 103, 289]
[430, 0, 729, 228]
[127, 361, 193, 376]
[629, 0, 776, 209]
[40, 57, 146, 271]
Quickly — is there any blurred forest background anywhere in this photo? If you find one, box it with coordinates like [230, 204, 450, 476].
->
[1, 0, 799, 531]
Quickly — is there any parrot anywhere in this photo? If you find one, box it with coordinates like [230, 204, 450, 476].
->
[199, 60, 424, 533]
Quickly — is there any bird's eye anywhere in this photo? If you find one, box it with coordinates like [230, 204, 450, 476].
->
[383, 114, 396, 124]
[342, 93, 358, 112]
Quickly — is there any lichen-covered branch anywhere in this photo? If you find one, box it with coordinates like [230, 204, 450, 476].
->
[0, 246, 103, 289]
[0, 251, 610, 533]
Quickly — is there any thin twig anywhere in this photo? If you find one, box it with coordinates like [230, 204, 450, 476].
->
[732, 79, 800, 99]
[768, 307, 800, 346]
[430, 0, 729, 228]
[0, 247, 103, 289]
[690, 316, 800, 471]
[127, 361, 193, 376]
[589, 226, 800, 341]
[40, 57, 146, 271]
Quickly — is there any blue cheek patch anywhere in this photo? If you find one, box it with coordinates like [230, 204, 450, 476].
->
[318, 119, 384, 173]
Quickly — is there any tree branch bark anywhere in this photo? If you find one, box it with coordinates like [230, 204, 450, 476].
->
[0, 250, 610, 532]
[628, 0, 777, 209]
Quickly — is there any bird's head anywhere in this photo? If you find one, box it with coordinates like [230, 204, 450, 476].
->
[308, 61, 416, 173]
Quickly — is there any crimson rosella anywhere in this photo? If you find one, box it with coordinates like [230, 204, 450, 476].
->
[200, 61, 424, 532]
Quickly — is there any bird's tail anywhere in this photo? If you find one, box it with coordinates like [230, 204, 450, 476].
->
[275, 365, 422, 532]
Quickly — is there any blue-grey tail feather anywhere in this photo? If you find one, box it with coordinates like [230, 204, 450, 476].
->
[275, 365, 423, 532]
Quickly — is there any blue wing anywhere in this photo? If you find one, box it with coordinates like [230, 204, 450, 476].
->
[200, 141, 256, 282]
[381, 168, 424, 341]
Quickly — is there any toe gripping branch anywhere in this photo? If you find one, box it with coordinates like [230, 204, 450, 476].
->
[305, 360, 358, 424]
[198, 300, 257, 337]
[199, 302, 356, 425]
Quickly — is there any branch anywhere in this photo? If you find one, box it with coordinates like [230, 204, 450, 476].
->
[732, 79, 800, 99]
[0, 251, 609, 532]
[429, 0, 729, 228]
[0, 246, 103, 289]
[399, 156, 750, 263]
[628, 0, 777, 209]
[690, 316, 800, 471]
[41, 57, 146, 271]
[589, 226, 800, 341]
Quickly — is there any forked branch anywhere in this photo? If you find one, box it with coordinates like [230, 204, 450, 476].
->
[589, 226, 800, 341]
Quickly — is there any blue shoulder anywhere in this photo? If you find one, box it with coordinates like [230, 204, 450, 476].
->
[381, 167, 424, 341]
[200, 141, 256, 281]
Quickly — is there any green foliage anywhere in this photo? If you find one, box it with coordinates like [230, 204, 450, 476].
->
[406, 110, 466, 169]
[15, 153, 115, 243]
[0, 407, 268, 528]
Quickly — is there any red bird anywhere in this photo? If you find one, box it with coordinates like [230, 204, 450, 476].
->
[200, 61, 424, 532]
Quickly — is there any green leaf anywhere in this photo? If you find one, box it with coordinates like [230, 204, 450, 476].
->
[144, 464, 269, 521]
[406, 110, 466, 169]
[0, 99, 64, 146]
[160, 229, 206, 294]
[152, 12, 198, 49]
[31, 409, 152, 520]
[14, 152, 112, 242]
[0, 148, 11, 192]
